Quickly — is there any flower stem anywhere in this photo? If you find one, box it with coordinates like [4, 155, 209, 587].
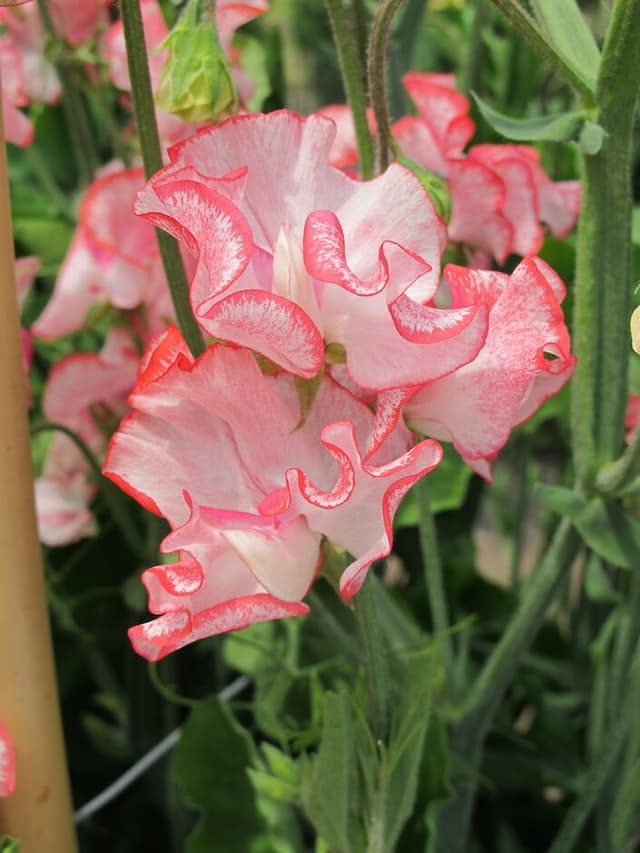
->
[120, 0, 206, 358]
[548, 639, 640, 853]
[36, 0, 98, 186]
[323, 0, 374, 180]
[367, 0, 405, 174]
[416, 478, 452, 670]
[571, 0, 640, 484]
[433, 519, 580, 852]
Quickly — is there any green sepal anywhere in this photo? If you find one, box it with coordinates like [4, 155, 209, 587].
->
[395, 152, 451, 221]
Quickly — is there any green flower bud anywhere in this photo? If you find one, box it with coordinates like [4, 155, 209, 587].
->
[155, 0, 237, 123]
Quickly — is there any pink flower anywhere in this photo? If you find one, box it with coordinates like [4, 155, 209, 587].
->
[392, 72, 580, 264]
[14, 255, 40, 383]
[35, 328, 139, 546]
[0, 33, 33, 146]
[393, 72, 474, 176]
[48, 0, 110, 47]
[103, 327, 442, 660]
[33, 167, 173, 340]
[0, 5, 60, 103]
[396, 257, 575, 479]
[136, 110, 490, 392]
[0, 719, 16, 798]
[625, 396, 640, 443]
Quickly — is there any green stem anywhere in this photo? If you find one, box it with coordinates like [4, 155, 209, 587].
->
[548, 641, 640, 853]
[460, 0, 490, 94]
[367, 0, 405, 174]
[120, 0, 206, 358]
[416, 478, 452, 670]
[36, 0, 98, 185]
[433, 519, 580, 852]
[31, 422, 147, 559]
[323, 0, 374, 180]
[354, 573, 391, 742]
[571, 0, 640, 484]
[595, 419, 640, 494]
[350, 0, 369, 88]
[486, 0, 596, 105]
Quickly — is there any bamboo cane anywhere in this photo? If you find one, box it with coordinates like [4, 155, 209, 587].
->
[0, 75, 77, 852]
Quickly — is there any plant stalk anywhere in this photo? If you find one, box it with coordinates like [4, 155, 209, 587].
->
[367, 0, 405, 174]
[120, 0, 206, 358]
[323, 0, 374, 179]
[354, 574, 391, 743]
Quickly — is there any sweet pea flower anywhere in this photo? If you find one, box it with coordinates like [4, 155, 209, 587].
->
[393, 72, 474, 176]
[136, 110, 490, 392]
[0, 719, 16, 798]
[392, 72, 580, 265]
[390, 257, 576, 479]
[103, 327, 442, 660]
[33, 166, 173, 340]
[0, 4, 60, 103]
[0, 32, 33, 146]
[35, 328, 139, 546]
[625, 396, 640, 443]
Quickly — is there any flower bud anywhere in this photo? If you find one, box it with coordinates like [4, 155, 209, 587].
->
[155, 0, 237, 123]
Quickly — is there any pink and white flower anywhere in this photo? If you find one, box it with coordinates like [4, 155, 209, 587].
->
[33, 167, 173, 340]
[316, 104, 376, 171]
[0, 32, 33, 146]
[0, 719, 16, 798]
[103, 327, 442, 660]
[397, 257, 576, 478]
[35, 328, 139, 546]
[136, 110, 490, 392]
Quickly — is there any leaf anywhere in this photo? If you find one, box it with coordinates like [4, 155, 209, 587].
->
[584, 554, 620, 603]
[473, 94, 585, 142]
[0, 839, 20, 853]
[395, 447, 472, 526]
[173, 698, 266, 853]
[383, 644, 440, 850]
[423, 714, 452, 853]
[529, 0, 601, 89]
[12, 217, 73, 268]
[537, 485, 640, 569]
[301, 691, 356, 853]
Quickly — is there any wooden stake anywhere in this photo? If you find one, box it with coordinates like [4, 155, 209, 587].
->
[0, 76, 77, 851]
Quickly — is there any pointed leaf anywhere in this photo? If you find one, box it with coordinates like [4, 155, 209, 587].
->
[473, 94, 584, 142]
[530, 0, 601, 88]
[301, 691, 356, 853]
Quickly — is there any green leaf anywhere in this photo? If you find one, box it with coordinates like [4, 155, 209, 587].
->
[301, 691, 356, 853]
[423, 714, 452, 853]
[12, 217, 73, 269]
[537, 485, 640, 569]
[529, 0, 601, 89]
[173, 698, 266, 853]
[584, 554, 620, 603]
[383, 644, 440, 849]
[0, 838, 20, 853]
[395, 447, 472, 526]
[472, 94, 585, 142]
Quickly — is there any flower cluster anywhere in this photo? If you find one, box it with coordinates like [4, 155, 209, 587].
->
[100, 110, 575, 660]
[393, 72, 580, 265]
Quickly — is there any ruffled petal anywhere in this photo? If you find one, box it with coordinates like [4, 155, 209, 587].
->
[0, 720, 16, 798]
